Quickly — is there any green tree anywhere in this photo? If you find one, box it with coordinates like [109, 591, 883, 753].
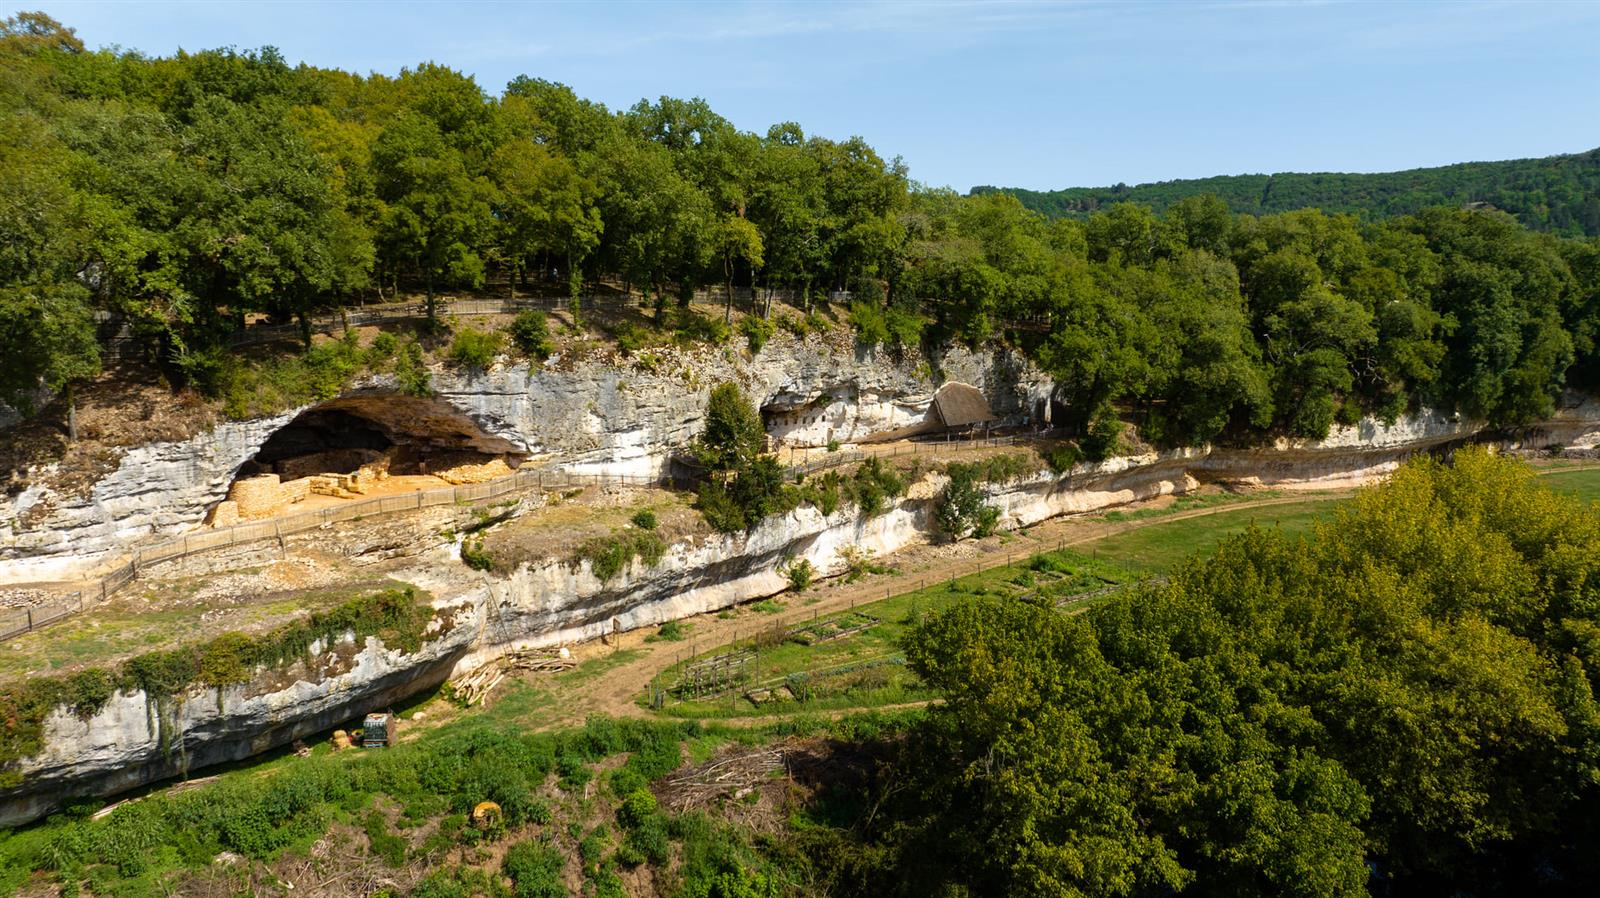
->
[0, 113, 99, 419]
[371, 112, 493, 320]
[489, 136, 601, 297]
[695, 382, 764, 471]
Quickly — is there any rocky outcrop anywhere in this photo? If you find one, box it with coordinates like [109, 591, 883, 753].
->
[0, 606, 476, 826]
[2, 412, 299, 583]
[7, 393, 1600, 823]
[437, 331, 1048, 475]
[0, 333, 1048, 581]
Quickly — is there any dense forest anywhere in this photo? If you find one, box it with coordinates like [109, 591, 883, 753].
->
[973, 147, 1600, 236]
[3, 11, 1600, 451]
[814, 450, 1600, 897]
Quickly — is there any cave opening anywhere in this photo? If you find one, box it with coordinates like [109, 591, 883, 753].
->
[211, 393, 527, 525]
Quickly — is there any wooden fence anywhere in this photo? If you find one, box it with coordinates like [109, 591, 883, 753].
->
[0, 430, 1034, 642]
[0, 467, 664, 641]
[97, 286, 1057, 359]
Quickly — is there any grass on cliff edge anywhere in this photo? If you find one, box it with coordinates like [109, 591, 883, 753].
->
[0, 577, 414, 683]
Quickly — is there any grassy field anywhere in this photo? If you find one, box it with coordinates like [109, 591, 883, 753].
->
[645, 493, 1348, 720]
[1535, 466, 1600, 503]
[0, 580, 408, 682]
[1098, 489, 1289, 522]
[1085, 498, 1340, 574]
[646, 548, 1139, 719]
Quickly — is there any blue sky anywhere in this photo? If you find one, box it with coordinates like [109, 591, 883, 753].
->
[28, 0, 1600, 191]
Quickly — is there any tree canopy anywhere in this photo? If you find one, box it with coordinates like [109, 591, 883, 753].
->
[975, 147, 1600, 237]
[819, 450, 1600, 897]
[2, 11, 1599, 451]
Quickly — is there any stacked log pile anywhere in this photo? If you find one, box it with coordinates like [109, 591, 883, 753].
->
[449, 647, 575, 706]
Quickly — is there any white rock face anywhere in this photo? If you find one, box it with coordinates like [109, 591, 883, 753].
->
[8, 391, 1600, 823]
[1, 334, 1047, 580]
[435, 332, 1047, 477]
[1, 610, 477, 826]
[3, 412, 300, 583]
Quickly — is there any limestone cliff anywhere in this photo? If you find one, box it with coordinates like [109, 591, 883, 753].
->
[7, 393, 1600, 824]
[1, 332, 1047, 582]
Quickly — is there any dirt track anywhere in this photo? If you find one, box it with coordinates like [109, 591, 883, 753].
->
[539, 491, 1351, 728]
[466, 462, 1600, 730]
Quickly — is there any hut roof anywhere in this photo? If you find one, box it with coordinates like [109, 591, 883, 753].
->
[932, 382, 995, 428]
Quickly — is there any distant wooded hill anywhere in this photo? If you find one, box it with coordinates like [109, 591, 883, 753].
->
[973, 147, 1600, 236]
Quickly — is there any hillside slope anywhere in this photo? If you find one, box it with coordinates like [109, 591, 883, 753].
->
[973, 146, 1600, 235]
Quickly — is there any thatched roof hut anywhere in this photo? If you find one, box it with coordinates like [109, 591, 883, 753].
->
[931, 382, 995, 429]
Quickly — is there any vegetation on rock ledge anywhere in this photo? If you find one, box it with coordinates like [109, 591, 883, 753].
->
[0, 586, 432, 784]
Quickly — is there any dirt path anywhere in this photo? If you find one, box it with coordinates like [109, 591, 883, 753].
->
[539, 490, 1352, 728]
[468, 461, 1600, 731]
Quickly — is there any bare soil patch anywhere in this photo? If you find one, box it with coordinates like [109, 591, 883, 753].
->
[482, 486, 707, 572]
[0, 361, 215, 500]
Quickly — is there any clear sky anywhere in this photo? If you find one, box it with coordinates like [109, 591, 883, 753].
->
[27, 0, 1600, 191]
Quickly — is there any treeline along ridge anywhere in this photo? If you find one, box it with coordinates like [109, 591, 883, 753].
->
[3, 11, 1600, 452]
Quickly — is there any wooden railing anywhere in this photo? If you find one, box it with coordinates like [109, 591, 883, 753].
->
[1, 433, 1036, 642]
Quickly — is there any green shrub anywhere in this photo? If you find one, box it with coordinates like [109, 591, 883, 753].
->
[507, 311, 554, 360]
[696, 481, 748, 533]
[799, 471, 844, 517]
[671, 309, 730, 346]
[778, 314, 810, 338]
[503, 840, 566, 898]
[558, 753, 592, 789]
[972, 453, 1031, 483]
[936, 464, 1001, 540]
[395, 339, 432, 397]
[837, 545, 891, 582]
[609, 768, 646, 796]
[849, 301, 923, 349]
[848, 457, 907, 516]
[630, 509, 658, 530]
[738, 315, 775, 354]
[1045, 444, 1082, 474]
[616, 788, 671, 867]
[363, 810, 407, 866]
[653, 620, 688, 642]
[184, 330, 373, 418]
[624, 816, 670, 866]
[885, 306, 926, 347]
[1080, 404, 1125, 461]
[615, 323, 648, 355]
[617, 788, 658, 830]
[368, 330, 398, 361]
[849, 301, 889, 347]
[576, 528, 667, 581]
[461, 537, 494, 571]
[447, 326, 503, 370]
[784, 557, 815, 592]
[579, 826, 610, 865]
[411, 869, 476, 898]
